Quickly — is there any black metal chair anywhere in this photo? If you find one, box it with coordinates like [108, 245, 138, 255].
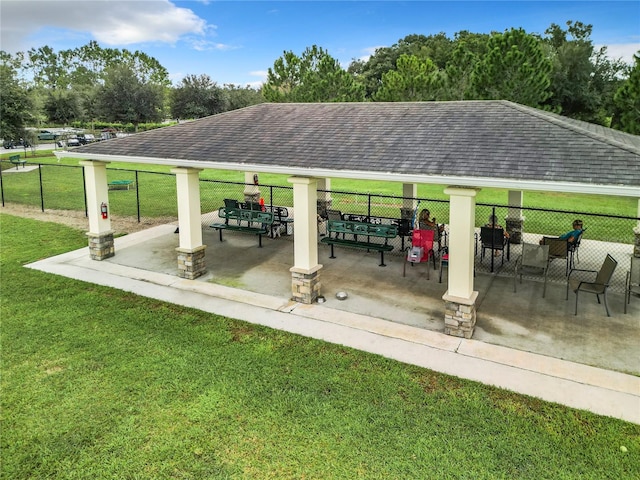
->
[568, 228, 585, 270]
[325, 209, 344, 238]
[566, 254, 618, 316]
[480, 227, 509, 265]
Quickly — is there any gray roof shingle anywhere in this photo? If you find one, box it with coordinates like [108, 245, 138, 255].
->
[69, 100, 640, 191]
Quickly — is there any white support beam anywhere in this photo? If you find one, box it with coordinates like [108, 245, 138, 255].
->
[443, 187, 479, 300]
[317, 178, 331, 201]
[80, 160, 111, 235]
[244, 171, 260, 202]
[288, 176, 319, 271]
[402, 183, 417, 210]
[507, 190, 524, 220]
[172, 167, 203, 250]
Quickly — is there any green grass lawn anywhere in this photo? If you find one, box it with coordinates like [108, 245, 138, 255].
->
[1, 213, 639, 479]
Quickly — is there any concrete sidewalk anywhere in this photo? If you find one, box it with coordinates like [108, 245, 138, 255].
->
[26, 224, 640, 424]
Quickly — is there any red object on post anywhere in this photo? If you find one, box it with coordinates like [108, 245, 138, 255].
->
[101, 202, 108, 219]
[259, 197, 265, 211]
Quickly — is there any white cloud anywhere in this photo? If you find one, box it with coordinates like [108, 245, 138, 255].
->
[0, 0, 209, 52]
[597, 43, 640, 65]
[189, 39, 236, 52]
[358, 45, 386, 62]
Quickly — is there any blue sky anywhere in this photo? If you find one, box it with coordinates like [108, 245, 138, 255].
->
[2, 1, 639, 87]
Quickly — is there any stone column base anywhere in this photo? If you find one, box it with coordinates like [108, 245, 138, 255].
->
[176, 245, 207, 280]
[443, 291, 478, 339]
[505, 217, 524, 245]
[243, 189, 260, 205]
[317, 198, 333, 218]
[87, 231, 115, 260]
[290, 265, 322, 304]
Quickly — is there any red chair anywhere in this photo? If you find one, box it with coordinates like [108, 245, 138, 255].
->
[403, 229, 436, 279]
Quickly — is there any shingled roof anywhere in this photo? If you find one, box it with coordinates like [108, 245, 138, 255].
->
[65, 100, 640, 196]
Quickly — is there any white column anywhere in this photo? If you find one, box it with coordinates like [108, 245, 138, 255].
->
[507, 190, 523, 220]
[172, 167, 203, 250]
[316, 178, 331, 208]
[288, 176, 319, 271]
[244, 171, 260, 202]
[80, 160, 111, 235]
[402, 183, 417, 210]
[443, 187, 478, 299]
[317, 178, 331, 202]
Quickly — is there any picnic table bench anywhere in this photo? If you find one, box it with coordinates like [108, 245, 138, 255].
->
[321, 219, 398, 266]
[108, 180, 135, 190]
[9, 154, 26, 169]
[210, 206, 274, 247]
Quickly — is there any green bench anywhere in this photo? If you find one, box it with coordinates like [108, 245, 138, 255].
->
[108, 180, 134, 190]
[210, 207, 274, 247]
[321, 219, 398, 266]
[9, 154, 26, 169]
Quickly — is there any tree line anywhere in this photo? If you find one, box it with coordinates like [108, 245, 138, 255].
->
[1, 21, 639, 145]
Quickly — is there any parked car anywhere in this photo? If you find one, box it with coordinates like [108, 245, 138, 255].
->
[66, 136, 81, 147]
[77, 133, 96, 145]
[3, 138, 31, 149]
[37, 130, 61, 141]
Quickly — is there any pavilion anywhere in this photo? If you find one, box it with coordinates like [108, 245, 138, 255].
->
[58, 100, 640, 338]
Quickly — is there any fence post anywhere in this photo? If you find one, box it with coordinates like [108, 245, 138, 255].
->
[38, 164, 44, 212]
[82, 168, 88, 217]
[0, 162, 4, 207]
[135, 170, 140, 222]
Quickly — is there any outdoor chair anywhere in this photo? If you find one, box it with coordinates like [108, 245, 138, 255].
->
[439, 246, 449, 283]
[479, 226, 509, 265]
[403, 229, 436, 279]
[568, 228, 586, 270]
[326, 209, 343, 222]
[566, 254, 618, 317]
[542, 236, 570, 275]
[394, 217, 412, 251]
[326, 209, 344, 238]
[422, 224, 446, 252]
[224, 198, 240, 209]
[513, 243, 550, 297]
[625, 255, 640, 314]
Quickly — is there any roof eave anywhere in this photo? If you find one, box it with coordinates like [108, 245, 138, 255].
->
[57, 151, 640, 198]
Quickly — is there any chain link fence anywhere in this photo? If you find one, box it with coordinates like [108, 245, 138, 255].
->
[2, 160, 637, 292]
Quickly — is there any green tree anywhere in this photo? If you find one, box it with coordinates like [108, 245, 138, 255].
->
[349, 33, 454, 99]
[0, 52, 33, 142]
[26, 41, 170, 91]
[98, 64, 164, 129]
[440, 41, 479, 101]
[612, 53, 640, 134]
[374, 54, 440, 101]
[471, 28, 552, 106]
[222, 84, 265, 111]
[44, 89, 83, 125]
[263, 45, 364, 102]
[171, 74, 226, 119]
